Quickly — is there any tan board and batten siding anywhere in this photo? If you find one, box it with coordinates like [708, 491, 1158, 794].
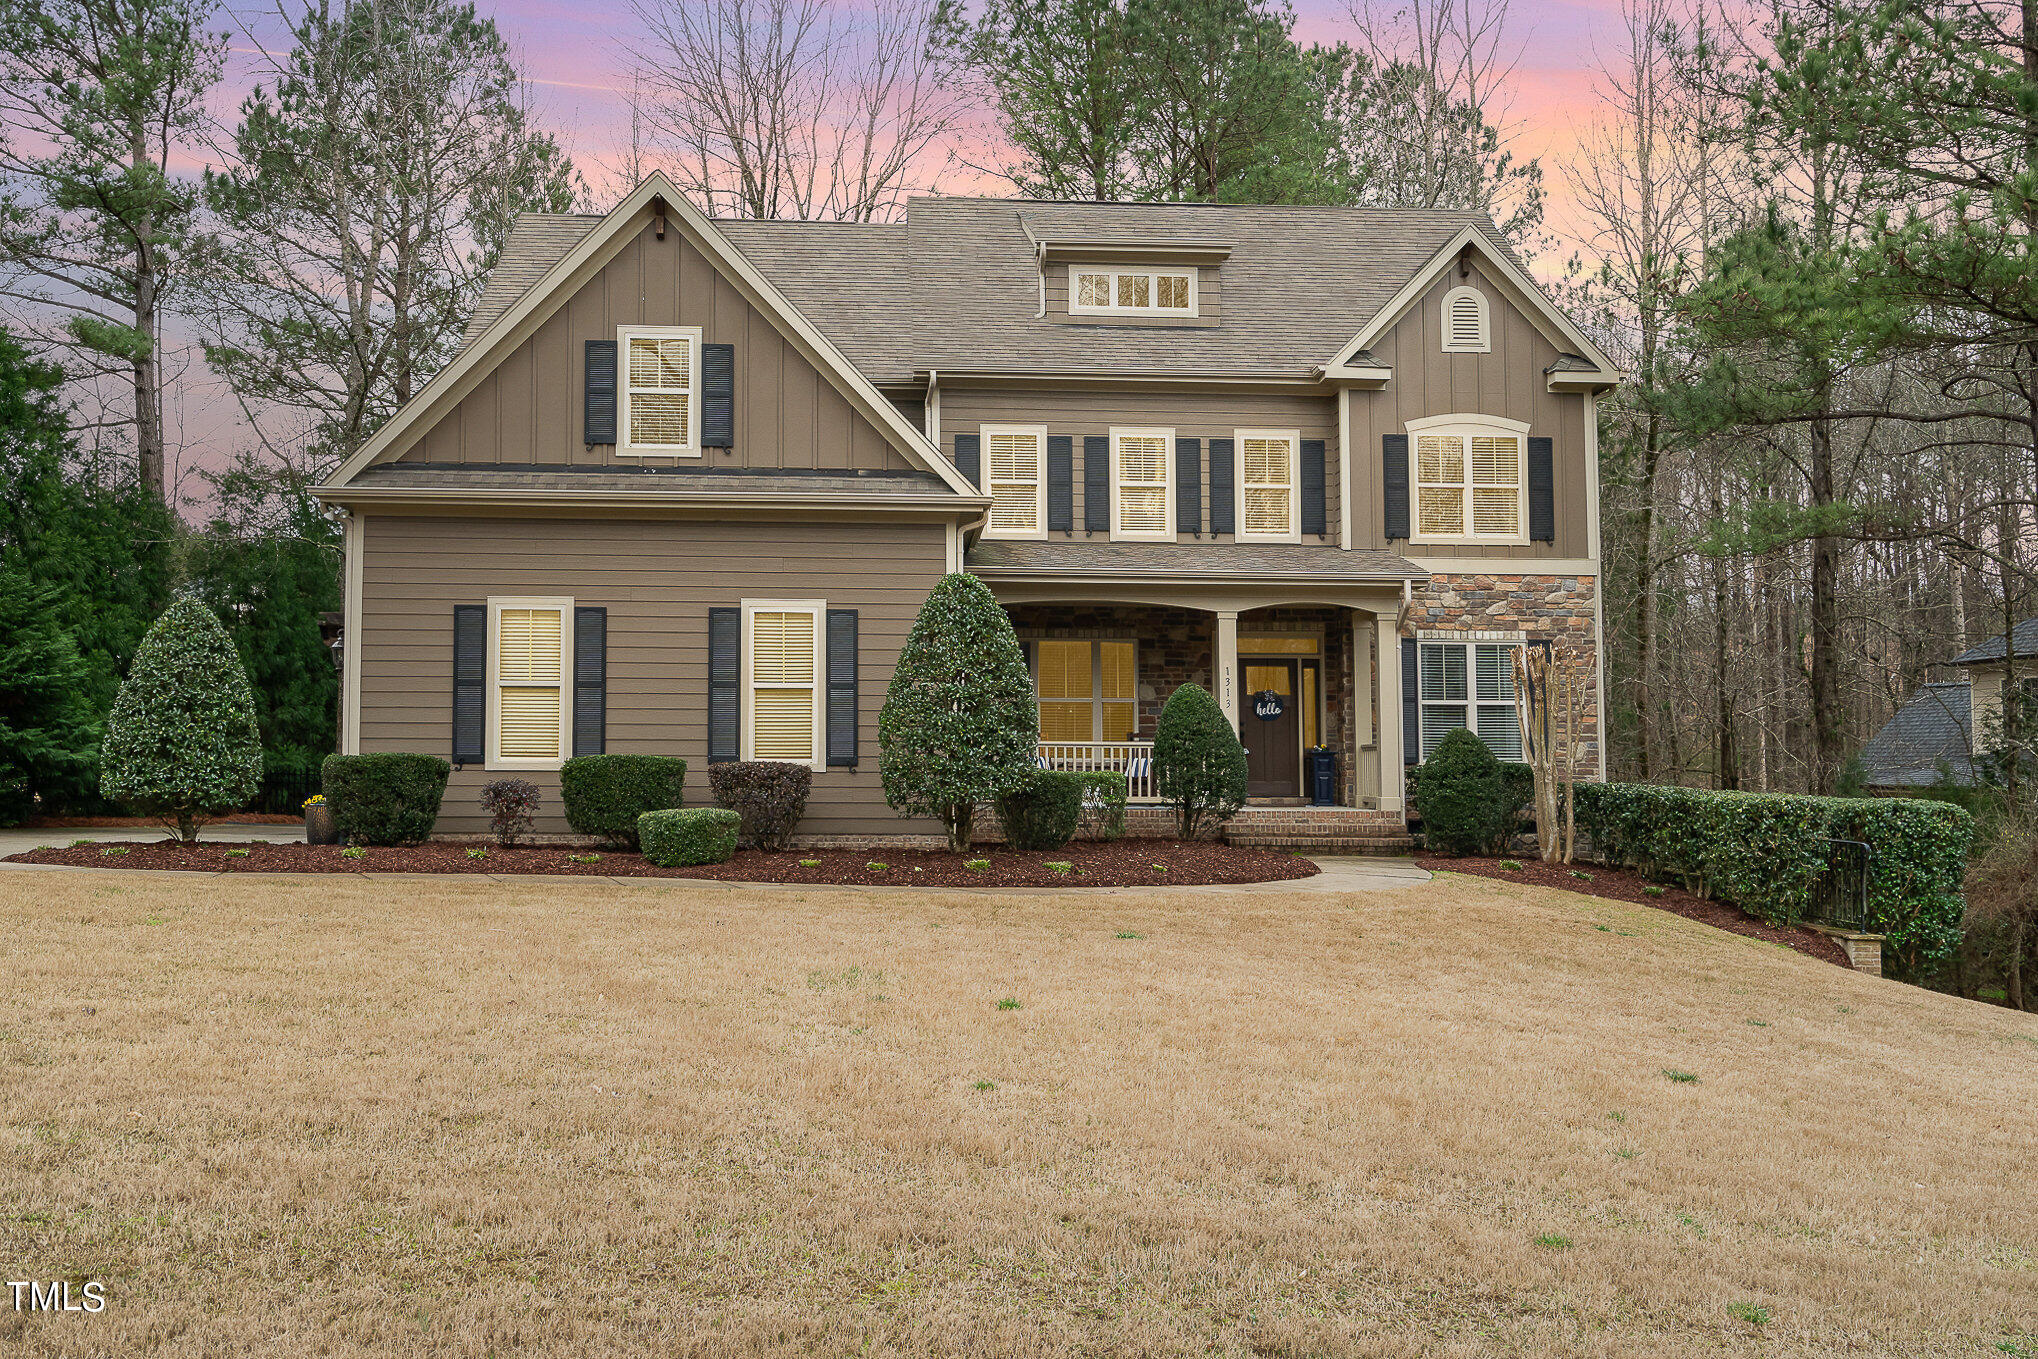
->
[358, 516, 946, 837]
[1348, 262, 1592, 558]
[395, 219, 913, 473]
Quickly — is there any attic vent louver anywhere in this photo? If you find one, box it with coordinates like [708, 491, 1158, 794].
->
[1442, 285, 1489, 353]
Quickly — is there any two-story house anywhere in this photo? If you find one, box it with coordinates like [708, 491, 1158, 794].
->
[314, 175, 1620, 845]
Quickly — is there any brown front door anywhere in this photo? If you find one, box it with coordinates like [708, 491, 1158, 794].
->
[1243, 660, 1301, 798]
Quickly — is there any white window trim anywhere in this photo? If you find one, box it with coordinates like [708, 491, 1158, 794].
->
[617, 323, 704, 458]
[1069, 265, 1199, 317]
[1417, 637, 1523, 761]
[1441, 284, 1490, 353]
[1109, 425, 1175, 541]
[1406, 413, 1531, 546]
[740, 599, 826, 771]
[1234, 426, 1302, 544]
[979, 423, 1049, 540]
[485, 596, 574, 772]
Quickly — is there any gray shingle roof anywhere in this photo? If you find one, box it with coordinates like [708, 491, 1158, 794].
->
[347, 462, 950, 497]
[1857, 681, 1974, 787]
[966, 539, 1426, 581]
[461, 213, 602, 346]
[1949, 617, 2038, 665]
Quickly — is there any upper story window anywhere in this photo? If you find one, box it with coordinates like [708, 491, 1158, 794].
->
[1237, 429, 1300, 542]
[983, 424, 1047, 538]
[619, 324, 702, 456]
[1111, 427, 1173, 539]
[1409, 414, 1529, 543]
[1441, 285, 1490, 353]
[1071, 267, 1196, 317]
[488, 597, 573, 769]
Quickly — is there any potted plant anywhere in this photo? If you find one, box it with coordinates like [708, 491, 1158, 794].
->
[303, 793, 339, 845]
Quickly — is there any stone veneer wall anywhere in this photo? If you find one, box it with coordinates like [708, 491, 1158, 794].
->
[1404, 573, 1602, 777]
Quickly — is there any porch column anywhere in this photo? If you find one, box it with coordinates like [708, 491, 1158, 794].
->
[1375, 610, 1404, 812]
[1215, 610, 1240, 732]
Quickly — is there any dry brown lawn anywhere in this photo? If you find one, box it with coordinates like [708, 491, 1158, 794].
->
[2, 866, 2035, 1357]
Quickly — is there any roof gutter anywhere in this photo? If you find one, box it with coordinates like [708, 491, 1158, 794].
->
[967, 566, 1429, 587]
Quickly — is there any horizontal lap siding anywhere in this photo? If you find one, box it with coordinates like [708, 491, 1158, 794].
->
[358, 515, 945, 837]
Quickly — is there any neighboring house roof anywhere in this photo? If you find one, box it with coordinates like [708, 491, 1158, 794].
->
[966, 539, 1427, 583]
[1949, 617, 2038, 665]
[1857, 681, 1974, 788]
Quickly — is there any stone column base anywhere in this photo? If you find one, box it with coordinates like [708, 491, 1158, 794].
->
[1806, 924, 1884, 977]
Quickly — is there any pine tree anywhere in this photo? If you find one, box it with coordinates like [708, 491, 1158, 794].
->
[0, 575, 96, 824]
[878, 572, 1036, 851]
[99, 595, 263, 841]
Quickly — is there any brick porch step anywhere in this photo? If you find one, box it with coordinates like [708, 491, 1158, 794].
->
[1220, 806, 1415, 855]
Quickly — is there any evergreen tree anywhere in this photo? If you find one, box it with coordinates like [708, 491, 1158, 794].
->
[0, 575, 96, 824]
[878, 572, 1036, 851]
[1151, 681, 1246, 837]
[100, 595, 263, 841]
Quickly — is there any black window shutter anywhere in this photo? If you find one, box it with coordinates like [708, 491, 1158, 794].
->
[1401, 636, 1420, 766]
[954, 433, 981, 488]
[827, 609, 858, 767]
[453, 605, 486, 765]
[1208, 438, 1235, 534]
[1083, 435, 1110, 531]
[1175, 438, 1202, 534]
[702, 343, 735, 447]
[1527, 435, 1555, 542]
[1047, 435, 1073, 532]
[584, 339, 617, 445]
[1383, 434, 1410, 541]
[1301, 438, 1327, 536]
[708, 607, 740, 764]
[573, 606, 606, 757]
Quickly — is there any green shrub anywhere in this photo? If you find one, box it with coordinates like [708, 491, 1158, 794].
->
[1152, 683, 1247, 838]
[1409, 728, 1513, 855]
[1574, 782, 1972, 977]
[98, 596, 264, 842]
[1072, 770, 1129, 840]
[560, 754, 686, 848]
[638, 807, 739, 866]
[995, 770, 1083, 851]
[320, 753, 451, 846]
[878, 572, 1037, 851]
[708, 760, 811, 851]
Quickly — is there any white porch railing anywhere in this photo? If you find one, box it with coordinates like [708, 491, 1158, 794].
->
[1036, 740, 1159, 802]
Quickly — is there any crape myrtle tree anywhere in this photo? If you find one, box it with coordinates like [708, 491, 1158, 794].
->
[878, 572, 1037, 850]
[99, 594, 263, 842]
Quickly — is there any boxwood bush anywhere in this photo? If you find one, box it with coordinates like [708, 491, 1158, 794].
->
[320, 753, 451, 846]
[560, 754, 686, 848]
[708, 760, 812, 851]
[1574, 782, 1971, 977]
[1072, 770, 1129, 840]
[1408, 740, 1535, 853]
[994, 770, 1083, 851]
[638, 807, 740, 867]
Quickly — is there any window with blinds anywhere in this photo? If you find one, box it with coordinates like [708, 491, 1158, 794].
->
[620, 325, 699, 453]
[1411, 422, 1525, 540]
[1238, 431, 1298, 540]
[1441, 285, 1489, 352]
[1418, 640, 1522, 760]
[1033, 639, 1137, 742]
[746, 605, 821, 765]
[1113, 429, 1172, 538]
[1070, 267, 1196, 315]
[492, 602, 569, 765]
[982, 426, 1046, 536]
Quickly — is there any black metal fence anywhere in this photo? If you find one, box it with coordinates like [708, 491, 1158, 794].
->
[1805, 838, 1872, 931]
[251, 765, 322, 816]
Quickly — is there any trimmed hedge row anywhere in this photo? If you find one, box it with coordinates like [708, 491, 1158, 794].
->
[639, 807, 740, 866]
[1574, 782, 1971, 975]
[321, 753, 450, 846]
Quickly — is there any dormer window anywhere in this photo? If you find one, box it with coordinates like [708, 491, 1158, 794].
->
[1071, 267, 1196, 317]
[1441, 285, 1489, 353]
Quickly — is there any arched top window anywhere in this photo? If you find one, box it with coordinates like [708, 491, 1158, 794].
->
[1441, 285, 1490, 353]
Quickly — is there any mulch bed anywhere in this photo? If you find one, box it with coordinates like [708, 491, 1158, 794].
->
[1416, 854, 1851, 967]
[8, 837, 1320, 889]
[26, 813, 304, 827]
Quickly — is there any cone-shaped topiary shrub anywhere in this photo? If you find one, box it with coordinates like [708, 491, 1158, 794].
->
[879, 572, 1036, 851]
[1152, 683, 1247, 839]
[1412, 727, 1511, 855]
[99, 595, 264, 842]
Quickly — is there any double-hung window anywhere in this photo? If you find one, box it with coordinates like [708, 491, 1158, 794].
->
[1111, 427, 1173, 539]
[1408, 414, 1529, 543]
[1034, 640, 1138, 743]
[743, 601, 824, 768]
[1071, 267, 1196, 316]
[618, 324, 702, 456]
[1418, 639, 1523, 760]
[489, 598, 573, 768]
[1237, 428, 1300, 541]
[983, 424, 1047, 537]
